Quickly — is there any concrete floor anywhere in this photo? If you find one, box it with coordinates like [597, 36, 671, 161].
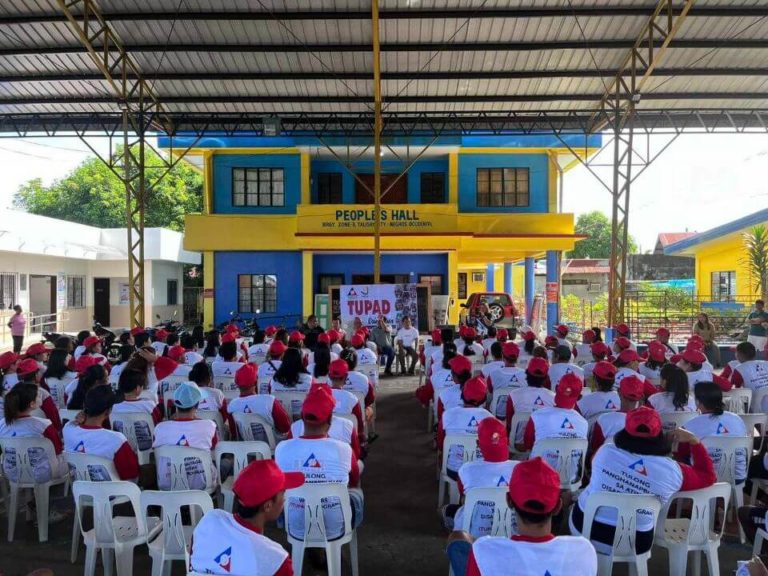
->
[0, 375, 759, 575]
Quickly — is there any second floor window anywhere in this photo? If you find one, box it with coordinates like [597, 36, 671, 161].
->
[233, 168, 284, 207]
[420, 172, 446, 203]
[476, 168, 529, 207]
[317, 173, 343, 204]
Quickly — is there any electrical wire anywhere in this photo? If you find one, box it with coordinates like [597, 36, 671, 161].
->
[564, 0, 610, 93]
[146, 0, 186, 95]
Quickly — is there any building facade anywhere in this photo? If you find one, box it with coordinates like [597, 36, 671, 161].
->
[170, 134, 600, 329]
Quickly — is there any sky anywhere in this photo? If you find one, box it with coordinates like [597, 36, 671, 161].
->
[1, 133, 767, 252]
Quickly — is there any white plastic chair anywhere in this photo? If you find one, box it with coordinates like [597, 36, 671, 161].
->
[231, 411, 277, 450]
[358, 363, 379, 389]
[530, 437, 588, 491]
[158, 374, 187, 404]
[427, 398, 435, 432]
[46, 376, 73, 408]
[284, 482, 359, 576]
[752, 387, 768, 414]
[701, 434, 752, 543]
[213, 440, 271, 512]
[438, 434, 479, 509]
[142, 489, 214, 576]
[461, 486, 515, 538]
[740, 412, 767, 455]
[508, 410, 532, 458]
[59, 408, 82, 426]
[72, 480, 161, 576]
[213, 375, 238, 400]
[274, 390, 308, 421]
[660, 411, 697, 432]
[111, 411, 155, 465]
[154, 445, 217, 495]
[724, 387, 752, 415]
[489, 388, 513, 419]
[0, 436, 70, 542]
[196, 409, 229, 441]
[654, 482, 731, 576]
[578, 491, 662, 576]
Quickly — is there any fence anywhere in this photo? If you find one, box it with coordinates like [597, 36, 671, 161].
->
[183, 287, 202, 326]
[0, 310, 70, 351]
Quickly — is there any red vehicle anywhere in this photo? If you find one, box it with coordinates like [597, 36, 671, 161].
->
[459, 292, 518, 330]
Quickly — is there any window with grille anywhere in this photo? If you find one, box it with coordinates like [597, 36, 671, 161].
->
[316, 173, 343, 204]
[167, 279, 178, 306]
[238, 274, 277, 313]
[232, 168, 285, 207]
[66, 276, 85, 308]
[420, 172, 446, 203]
[0, 273, 16, 309]
[419, 274, 444, 295]
[458, 273, 468, 299]
[476, 168, 530, 207]
[711, 271, 736, 302]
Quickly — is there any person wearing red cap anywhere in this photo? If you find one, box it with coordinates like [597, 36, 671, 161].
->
[212, 340, 246, 389]
[416, 342, 458, 412]
[270, 349, 314, 400]
[24, 342, 49, 375]
[654, 327, 678, 358]
[590, 375, 645, 452]
[479, 341, 504, 380]
[486, 342, 526, 419]
[256, 340, 286, 394]
[461, 457, 597, 576]
[522, 374, 587, 481]
[438, 376, 494, 478]
[554, 324, 573, 353]
[613, 323, 637, 351]
[324, 329, 342, 357]
[151, 329, 170, 357]
[247, 330, 270, 366]
[479, 326, 498, 361]
[227, 363, 291, 441]
[547, 345, 584, 389]
[338, 349, 376, 414]
[581, 341, 611, 387]
[275, 386, 363, 541]
[731, 342, 768, 410]
[437, 353, 475, 421]
[648, 364, 697, 416]
[444, 418, 518, 537]
[517, 330, 538, 371]
[331, 317, 347, 344]
[395, 316, 421, 376]
[113, 368, 163, 432]
[350, 332, 377, 364]
[677, 346, 729, 391]
[0, 351, 20, 392]
[307, 334, 339, 367]
[190, 459, 302, 576]
[573, 329, 596, 366]
[572, 407, 715, 556]
[423, 328, 443, 371]
[638, 341, 666, 389]
[576, 361, 619, 421]
[613, 348, 646, 391]
[286, 330, 310, 366]
[12, 357, 62, 429]
[506, 357, 555, 445]
[327, 359, 366, 443]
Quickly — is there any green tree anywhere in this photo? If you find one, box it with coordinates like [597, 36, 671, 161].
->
[741, 225, 768, 300]
[568, 210, 638, 259]
[13, 146, 202, 232]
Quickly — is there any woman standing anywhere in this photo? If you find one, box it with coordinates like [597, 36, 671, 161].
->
[8, 305, 26, 354]
[693, 312, 721, 368]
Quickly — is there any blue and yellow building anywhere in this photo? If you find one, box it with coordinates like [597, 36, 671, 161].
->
[164, 134, 600, 327]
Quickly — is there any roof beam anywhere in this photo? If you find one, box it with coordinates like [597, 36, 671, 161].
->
[1, 6, 766, 24]
[4, 68, 768, 83]
[3, 39, 766, 56]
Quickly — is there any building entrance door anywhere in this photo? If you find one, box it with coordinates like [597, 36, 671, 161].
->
[93, 278, 110, 326]
[354, 174, 408, 204]
[29, 275, 56, 332]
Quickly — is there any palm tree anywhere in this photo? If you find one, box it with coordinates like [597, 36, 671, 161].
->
[742, 225, 768, 300]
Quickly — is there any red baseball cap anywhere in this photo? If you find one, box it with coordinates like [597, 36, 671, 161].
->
[670, 353, 683, 364]
[647, 341, 666, 363]
[129, 327, 145, 337]
[616, 323, 630, 335]
[526, 357, 549, 377]
[619, 375, 645, 401]
[617, 349, 640, 364]
[264, 326, 277, 337]
[350, 334, 365, 347]
[462, 326, 477, 339]
[25, 343, 48, 357]
[509, 457, 561, 514]
[592, 361, 617, 381]
[431, 329, 442, 345]
[301, 385, 336, 422]
[232, 459, 304, 508]
[502, 342, 520, 359]
[83, 336, 101, 348]
[681, 348, 706, 365]
[625, 406, 662, 438]
[686, 339, 705, 352]
[16, 358, 40, 377]
[614, 337, 632, 351]
[656, 327, 670, 338]
[496, 328, 509, 341]
[477, 418, 508, 463]
[326, 330, 340, 343]
[544, 335, 558, 347]
[221, 333, 237, 344]
[75, 355, 99, 374]
[522, 331, 537, 341]
[154, 356, 178, 381]
[225, 324, 240, 335]
[329, 359, 349, 380]
[288, 331, 305, 343]
[448, 355, 473, 375]
[0, 352, 19, 370]
[582, 329, 596, 341]
[269, 340, 287, 357]
[688, 334, 704, 343]
[462, 376, 488, 403]
[556, 324, 569, 336]
[590, 342, 611, 358]
[167, 345, 186, 363]
[555, 373, 583, 409]
[317, 333, 331, 345]
[155, 329, 169, 341]
[235, 363, 257, 388]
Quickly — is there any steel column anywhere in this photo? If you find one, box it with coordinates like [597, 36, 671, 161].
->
[372, 0, 383, 284]
[524, 257, 535, 326]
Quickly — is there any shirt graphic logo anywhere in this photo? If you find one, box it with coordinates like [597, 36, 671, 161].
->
[605, 400, 617, 409]
[303, 453, 322, 468]
[496, 475, 508, 487]
[628, 459, 648, 476]
[467, 416, 479, 428]
[176, 435, 190, 447]
[244, 405, 252, 414]
[561, 418, 574, 430]
[224, 368, 232, 375]
[716, 422, 729, 434]
[74, 440, 86, 453]
[214, 547, 232, 572]
[533, 395, 545, 407]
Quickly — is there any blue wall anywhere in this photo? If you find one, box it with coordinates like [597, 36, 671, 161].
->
[310, 158, 448, 204]
[213, 154, 302, 214]
[313, 253, 448, 293]
[457, 153, 549, 213]
[214, 251, 303, 324]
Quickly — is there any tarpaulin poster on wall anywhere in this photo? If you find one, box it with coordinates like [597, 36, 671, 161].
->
[339, 283, 419, 333]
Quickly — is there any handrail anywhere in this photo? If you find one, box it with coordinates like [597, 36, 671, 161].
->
[0, 310, 70, 349]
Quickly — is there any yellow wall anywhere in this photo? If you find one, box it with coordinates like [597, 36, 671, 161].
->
[202, 251, 215, 328]
[692, 235, 757, 303]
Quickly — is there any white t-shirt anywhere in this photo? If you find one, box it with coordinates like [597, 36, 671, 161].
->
[454, 459, 519, 537]
[290, 416, 355, 447]
[509, 387, 555, 445]
[73, 345, 86, 361]
[595, 411, 627, 443]
[185, 351, 204, 365]
[396, 326, 420, 348]
[63, 422, 133, 481]
[151, 341, 168, 357]
[45, 372, 78, 408]
[683, 411, 748, 480]
[574, 344, 592, 366]
[487, 366, 526, 418]
[198, 387, 226, 413]
[735, 360, 768, 412]
[613, 367, 645, 391]
[530, 407, 587, 482]
[354, 347, 378, 365]
[442, 406, 494, 474]
[257, 360, 282, 394]
[548, 363, 585, 388]
[648, 391, 697, 414]
[0, 415, 66, 483]
[686, 368, 714, 390]
[577, 390, 620, 421]
[481, 360, 504, 380]
[247, 343, 270, 365]
[190, 509, 288, 576]
[153, 419, 217, 491]
[472, 535, 597, 576]
[639, 363, 662, 388]
[2, 373, 19, 392]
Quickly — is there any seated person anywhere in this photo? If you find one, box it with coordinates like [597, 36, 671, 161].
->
[576, 361, 619, 421]
[190, 459, 302, 576]
[547, 345, 584, 388]
[591, 375, 644, 452]
[63, 386, 139, 481]
[12, 358, 61, 429]
[226, 363, 291, 442]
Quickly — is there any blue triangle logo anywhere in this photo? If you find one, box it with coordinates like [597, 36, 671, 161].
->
[496, 475, 508, 487]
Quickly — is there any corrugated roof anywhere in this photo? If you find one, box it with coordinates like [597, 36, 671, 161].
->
[665, 208, 768, 255]
[1, 1, 768, 133]
[657, 232, 697, 247]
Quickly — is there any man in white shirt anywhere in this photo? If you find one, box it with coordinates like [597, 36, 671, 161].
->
[395, 316, 420, 376]
[547, 345, 584, 388]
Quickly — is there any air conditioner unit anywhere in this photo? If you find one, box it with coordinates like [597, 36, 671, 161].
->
[472, 272, 485, 283]
[587, 282, 602, 293]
